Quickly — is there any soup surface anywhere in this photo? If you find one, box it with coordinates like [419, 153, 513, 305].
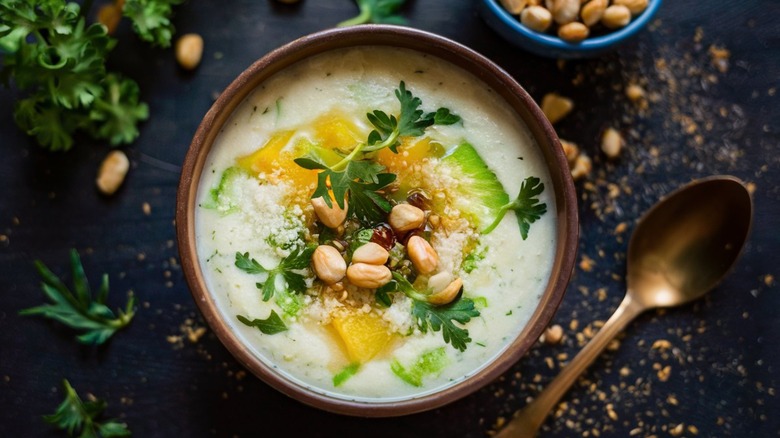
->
[195, 46, 556, 401]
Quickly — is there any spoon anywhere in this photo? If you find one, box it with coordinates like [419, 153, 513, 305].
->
[496, 175, 753, 437]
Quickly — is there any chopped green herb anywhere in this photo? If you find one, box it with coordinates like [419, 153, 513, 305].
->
[237, 311, 287, 335]
[462, 247, 486, 273]
[472, 296, 489, 309]
[20, 249, 135, 345]
[235, 246, 315, 302]
[481, 176, 547, 238]
[390, 272, 480, 352]
[44, 379, 130, 437]
[390, 347, 448, 387]
[202, 166, 249, 214]
[333, 363, 361, 387]
[337, 0, 407, 27]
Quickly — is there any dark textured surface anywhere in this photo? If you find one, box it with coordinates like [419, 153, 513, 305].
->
[1, 1, 778, 437]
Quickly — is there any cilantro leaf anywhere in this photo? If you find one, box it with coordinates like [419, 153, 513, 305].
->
[236, 311, 288, 335]
[20, 249, 136, 345]
[235, 247, 315, 302]
[44, 380, 130, 438]
[481, 176, 547, 238]
[122, 0, 184, 47]
[337, 0, 408, 27]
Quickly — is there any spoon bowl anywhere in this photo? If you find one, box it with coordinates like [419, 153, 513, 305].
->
[497, 175, 753, 437]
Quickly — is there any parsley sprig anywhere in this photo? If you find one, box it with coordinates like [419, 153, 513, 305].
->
[337, 0, 408, 27]
[0, 0, 181, 151]
[481, 176, 547, 238]
[237, 311, 288, 335]
[294, 81, 460, 224]
[390, 272, 480, 352]
[44, 379, 130, 438]
[235, 247, 315, 302]
[20, 249, 136, 345]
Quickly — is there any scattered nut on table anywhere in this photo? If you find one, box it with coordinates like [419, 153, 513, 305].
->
[601, 127, 625, 159]
[541, 93, 574, 125]
[175, 33, 204, 70]
[96, 150, 129, 195]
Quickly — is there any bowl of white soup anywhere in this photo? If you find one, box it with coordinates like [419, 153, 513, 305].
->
[176, 25, 578, 416]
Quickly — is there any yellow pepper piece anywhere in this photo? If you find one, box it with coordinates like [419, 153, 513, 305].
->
[332, 311, 392, 364]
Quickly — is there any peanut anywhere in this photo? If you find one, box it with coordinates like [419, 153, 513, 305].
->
[406, 235, 439, 275]
[580, 0, 607, 27]
[541, 93, 574, 125]
[552, 0, 580, 25]
[427, 277, 463, 305]
[388, 203, 425, 233]
[346, 263, 392, 289]
[613, 0, 648, 15]
[97, 4, 121, 34]
[560, 139, 579, 166]
[96, 150, 129, 195]
[543, 324, 564, 344]
[558, 21, 589, 43]
[311, 195, 347, 229]
[601, 127, 624, 159]
[625, 84, 646, 101]
[520, 6, 553, 32]
[312, 245, 346, 285]
[602, 5, 632, 29]
[570, 153, 592, 180]
[351, 242, 389, 265]
[499, 0, 529, 15]
[175, 33, 204, 70]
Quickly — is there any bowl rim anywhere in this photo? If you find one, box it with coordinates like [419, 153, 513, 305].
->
[175, 24, 578, 417]
[482, 0, 663, 54]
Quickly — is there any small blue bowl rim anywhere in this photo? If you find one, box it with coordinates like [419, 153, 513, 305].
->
[482, 0, 663, 55]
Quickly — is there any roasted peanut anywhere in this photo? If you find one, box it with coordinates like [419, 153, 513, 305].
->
[541, 93, 574, 125]
[388, 203, 425, 233]
[96, 150, 129, 195]
[602, 5, 632, 29]
[427, 277, 463, 305]
[580, 0, 607, 27]
[499, 0, 528, 14]
[346, 263, 392, 288]
[520, 6, 553, 32]
[406, 235, 439, 275]
[543, 324, 564, 344]
[560, 139, 579, 166]
[311, 195, 348, 229]
[558, 22, 589, 42]
[601, 127, 624, 159]
[552, 0, 580, 25]
[570, 153, 592, 180]
[97, 4, 121, 34]
[613, 0, 648, 15]
[427, 271, 454, 293]
[175, 33, 204, 70]
[625, 84, 646, 101]
[312, 245, 346, 285]
[351, 242, 389, 265]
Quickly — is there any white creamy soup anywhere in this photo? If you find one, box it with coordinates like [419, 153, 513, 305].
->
[195, 46, 556, 401]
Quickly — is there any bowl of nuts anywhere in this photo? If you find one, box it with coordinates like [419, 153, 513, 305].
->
[176, 25, 578, 416]
[481, 0, 663, 58]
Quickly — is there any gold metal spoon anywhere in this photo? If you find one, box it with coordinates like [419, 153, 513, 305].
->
[496, 175, 753, 437]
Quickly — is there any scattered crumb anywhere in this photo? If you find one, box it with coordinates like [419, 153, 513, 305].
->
[142, 202, 151, 215]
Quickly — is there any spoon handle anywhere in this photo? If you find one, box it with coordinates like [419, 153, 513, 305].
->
[496, 293, 646, 437]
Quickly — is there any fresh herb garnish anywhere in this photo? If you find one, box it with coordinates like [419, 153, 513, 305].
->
[337, 0, 408, 27]
[0, 0, 180, 151]
[44, 379, 130, 437]
[462, 248, 486, 274]
[235, 246, 315, 301]
[481, 176, 547, 238]
[237, 311, 287, 335]
[389, 272, 479, 352]
[294, 81, 459, 224]
[20, 249, 135, 345]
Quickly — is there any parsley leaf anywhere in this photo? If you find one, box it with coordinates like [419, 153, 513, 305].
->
[389, 272, 480, 352]
[44, 379, 130, 438]
[20, 249, 136, 345]
[337, 0, 408, 27]
[481, 176, 547, 238]
[235, 246, 315, 302]
[237, 311, 287, 335]
[122, 0, 184, 47]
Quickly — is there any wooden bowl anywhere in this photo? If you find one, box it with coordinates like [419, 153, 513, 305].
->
[176, 24, 578, 417]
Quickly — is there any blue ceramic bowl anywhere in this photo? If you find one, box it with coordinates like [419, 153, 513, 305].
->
[480, 0, 663, 59]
